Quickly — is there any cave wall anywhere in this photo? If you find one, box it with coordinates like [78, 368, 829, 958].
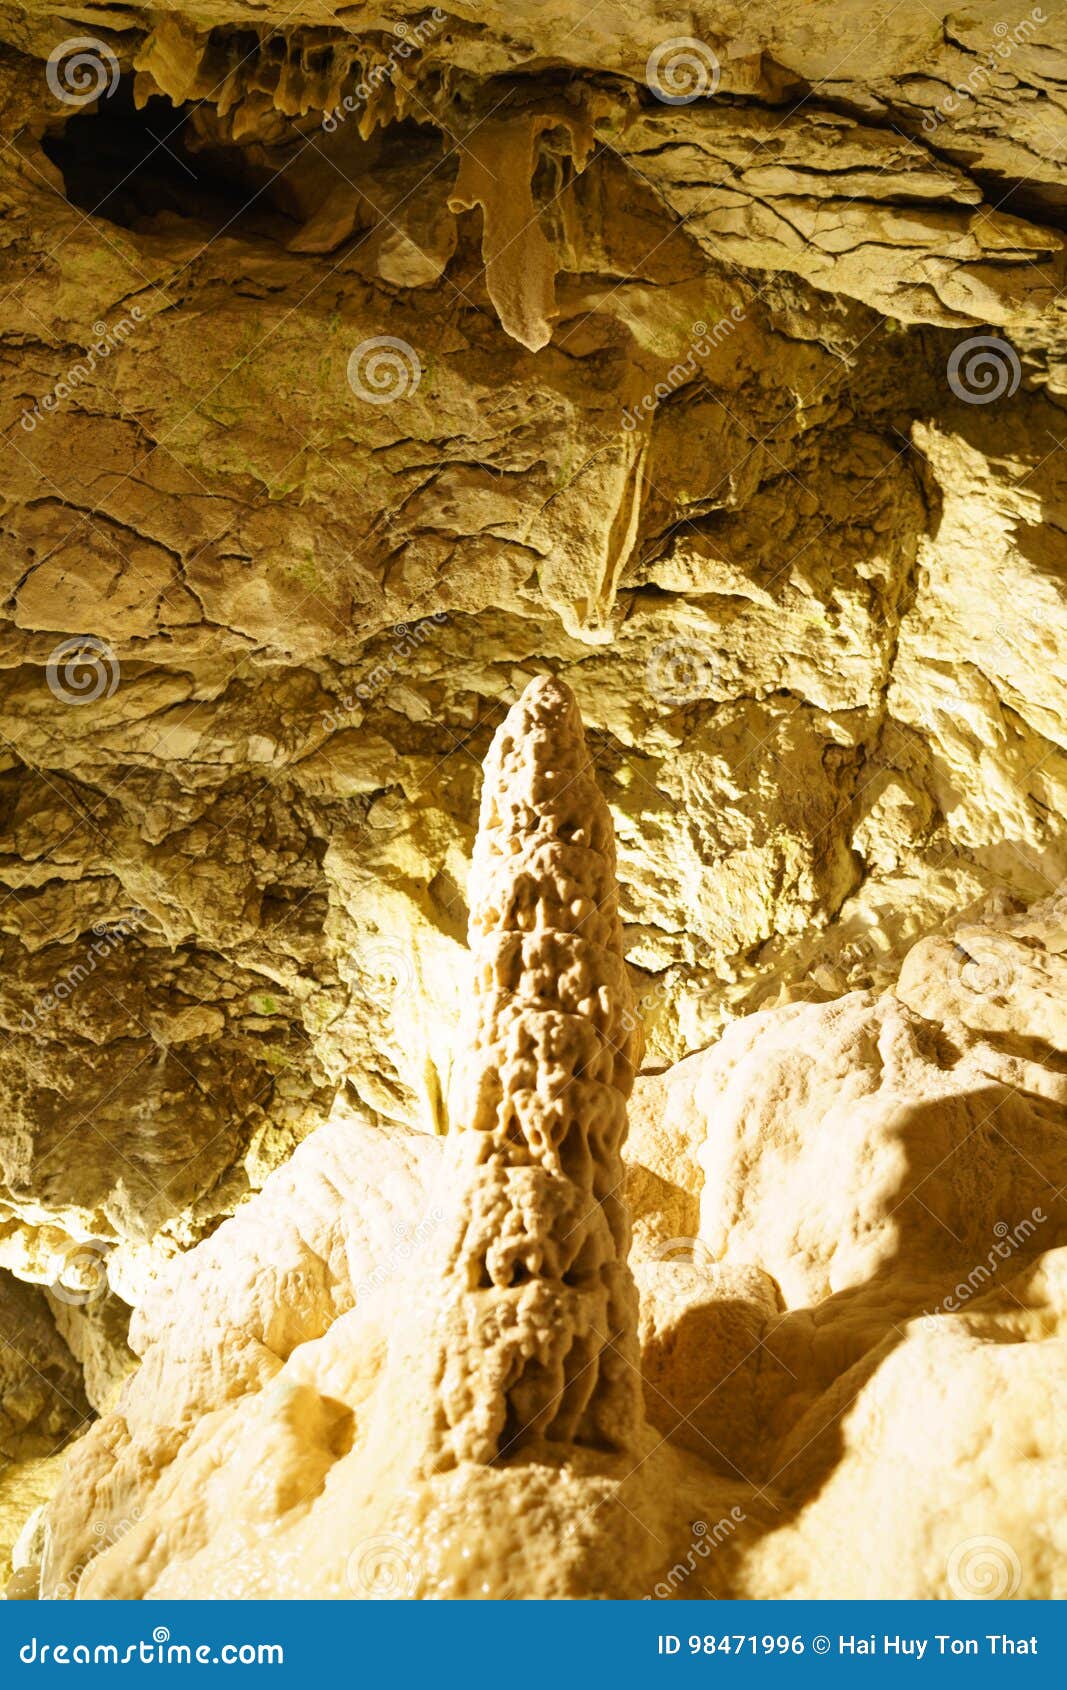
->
[0, 0, 1065, 1575]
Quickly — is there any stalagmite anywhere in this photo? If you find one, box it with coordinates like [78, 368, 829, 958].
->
[431, 674, 645, 1462]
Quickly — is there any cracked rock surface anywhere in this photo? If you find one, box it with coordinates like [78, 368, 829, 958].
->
[0, 0, 1065, 1592]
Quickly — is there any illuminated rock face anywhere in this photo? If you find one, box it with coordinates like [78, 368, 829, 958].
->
[18, 732, 1067, 1599]
[3, 4, 1067, 1347]
[627, 887, 1067, 1600]
[3, 0, 1067, 1601]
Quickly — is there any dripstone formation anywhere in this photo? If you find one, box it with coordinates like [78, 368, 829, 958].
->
[435, 676, 644, 1464]
[2, 0, 1067, 1600]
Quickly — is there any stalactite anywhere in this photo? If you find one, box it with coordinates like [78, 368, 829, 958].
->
[447, 109, 603, 352]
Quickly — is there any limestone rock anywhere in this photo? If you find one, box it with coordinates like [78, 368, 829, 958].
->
[0, 1273, 88, 1586]
[643, 892, 1067, 1595]
[32, 680, 757, 1600]
[0, 1274, 87, 1464]
[1, 0, 1066, 1603]
[33, 1095, 443, 1599]
[738, 1254, 1067, 1599]
[26, 689, 1067, 1600]
[434, 675, 644, 1460]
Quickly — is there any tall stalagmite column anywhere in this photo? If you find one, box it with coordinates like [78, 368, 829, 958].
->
[435, 674, 644, 1465]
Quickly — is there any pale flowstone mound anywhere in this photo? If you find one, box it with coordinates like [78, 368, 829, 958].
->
[737, 1253, 1067, 1599]
[630, 892, 1067, 1590]
[897, 895, 1067, 1058]
[32, 1093, 442, 1598]
[694, 989, 1067, 1310]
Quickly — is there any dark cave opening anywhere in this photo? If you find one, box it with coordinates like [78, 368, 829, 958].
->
[38, 74, 454, 255]
[40, 78, 294, 235]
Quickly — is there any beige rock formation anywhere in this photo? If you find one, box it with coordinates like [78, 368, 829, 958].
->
[0, 0, 1066, 1597]
[0, 1273, 88, 1583]
[28, 678, 757, 1600]
[432, 675, 644, 1463]
[15, 683, 1066, 1601]
[628, 885, 1067, 1598]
